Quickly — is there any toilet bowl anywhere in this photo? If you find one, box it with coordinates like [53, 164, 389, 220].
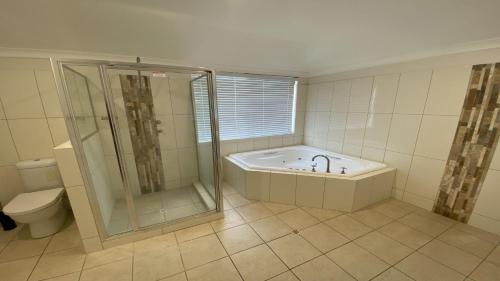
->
[3, 159, 67, 238]
[4, 188, 66, 238]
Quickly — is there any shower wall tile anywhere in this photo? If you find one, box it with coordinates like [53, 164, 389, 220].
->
[174, 115, 196, 148]
[170, 77, 193, 115]
[414, 115, 458, 160]
[386, 114, 421, 154]
[150, 77, 173, 116]
[424, 65, 470, 116]
[0, 69, 45, 118]
[393, 70, 432, 114]
[47, 117, 69, 146]
[348, 77, 373, 113]
[158, 115, 177, 149]
[9, 118, 54, 160]
[369, 73, 399, 113]
[35, 70, 63, 118]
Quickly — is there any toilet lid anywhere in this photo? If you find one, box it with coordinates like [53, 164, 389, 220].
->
[3, 188, 64, 216]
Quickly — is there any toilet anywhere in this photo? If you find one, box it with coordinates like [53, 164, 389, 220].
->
[3, 159, 66, 238]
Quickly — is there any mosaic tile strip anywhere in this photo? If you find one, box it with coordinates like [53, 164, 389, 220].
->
[434, 63, 500, 222]
[120, 74, 166, 194]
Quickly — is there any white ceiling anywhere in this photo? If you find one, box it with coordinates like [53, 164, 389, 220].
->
[2, 0, 500, 76]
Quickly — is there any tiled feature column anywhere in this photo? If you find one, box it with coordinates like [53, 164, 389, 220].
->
[434, 63, 500, 222]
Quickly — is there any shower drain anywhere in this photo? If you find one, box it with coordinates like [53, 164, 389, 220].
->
[292, 229, 299, 234]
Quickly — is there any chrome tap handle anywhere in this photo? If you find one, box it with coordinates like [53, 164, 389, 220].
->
[340, 167, 347, 174]
[311, 163, 317, 172]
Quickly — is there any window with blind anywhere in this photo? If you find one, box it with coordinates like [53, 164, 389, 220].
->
[217, 74, 297, 141]
[192, 73, 297, 143]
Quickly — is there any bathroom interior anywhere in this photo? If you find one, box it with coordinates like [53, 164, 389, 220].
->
[0, 1, 500, 281]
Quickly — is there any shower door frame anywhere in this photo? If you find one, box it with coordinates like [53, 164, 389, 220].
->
[51, 58, 222, 241]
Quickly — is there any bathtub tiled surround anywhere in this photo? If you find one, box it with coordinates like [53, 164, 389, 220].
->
[0, 58, 69, 206]
[224, 157, 395, 212]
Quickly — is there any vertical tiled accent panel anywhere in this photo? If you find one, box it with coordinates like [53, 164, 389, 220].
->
[434, 63, 500, 222]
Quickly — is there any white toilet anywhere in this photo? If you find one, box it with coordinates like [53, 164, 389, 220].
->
[3, 159, 67, 238]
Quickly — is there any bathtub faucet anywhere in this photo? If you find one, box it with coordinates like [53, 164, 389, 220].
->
[312, 154, 331, 173]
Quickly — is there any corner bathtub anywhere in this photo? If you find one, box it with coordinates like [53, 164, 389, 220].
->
[223, 145, 395, 212]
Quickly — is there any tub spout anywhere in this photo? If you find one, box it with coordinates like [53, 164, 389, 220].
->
[312, 154, 330, 173]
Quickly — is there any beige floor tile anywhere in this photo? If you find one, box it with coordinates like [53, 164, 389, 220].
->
[470, 261, 500, 281]
[29, 247, 86, 281]
[268, 234, 321, 268]
[0, 225, 23, 242]
[371, 268, 413, 281]
[179, 234, 227, 269]
[159, 272, 187, 281]
[0, 236, 50, 262]
[175, 223, 213, 243]
[231, 244, 287, 281]
[371, 201, 412, 219]
[261, 202, 297, 214]
[249, 216, 292, 242]
[355, 231, 412, 265]
[80, 258, 132, 281]
[222, 183, 238, 195]
[452, 223, 500, 244]
[134, 232, 177, 251]
[438, 228, 496, 258]
[0, 256, 38, 281]
[225, 193, 254, 208]
[292, 255, 355, 281]
[395, 252, 464, 281]
[235, 202, 273, 222]
[299, 223, 349, 253]
[398, 213, 450, 237]
[210, 210, 245, 232]
[414, 209, 457, 227]
[327, 242, 389, 281]
[278, 208, 319, 230]
[387, 199, 419, 212]
[419, 239, 482, 275]
[186, 257, 242, 281]
[43, 272, 80, 281]
[487, 246, 500, 267]
[223, 198, 234, 211]
[324, 215, 372, 239]
[84, 243, 133, 269]
[301, 207, 343, 221]
[45, 228, 82, 253]
[268, 271, 299, 281]
[378, 221, 432, 249]
[349, 209, 393, 228]
[134, 244, 184, 280]
[217, 224, 263, 254]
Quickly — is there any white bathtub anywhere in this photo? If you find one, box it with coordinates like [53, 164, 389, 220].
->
[230, 145, 386, 177]
[224, 145, 395, 212]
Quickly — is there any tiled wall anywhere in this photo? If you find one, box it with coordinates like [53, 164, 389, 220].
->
[304, 65, 472, 211]
[0, 57, 69, 205]
[219, 82, 307, 158]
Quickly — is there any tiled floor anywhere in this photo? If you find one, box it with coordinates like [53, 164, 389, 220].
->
[108, 186, 212, 234]
[1, 182, 500, 281]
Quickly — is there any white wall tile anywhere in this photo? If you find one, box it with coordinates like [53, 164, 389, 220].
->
[158, 115, 177, 149]
[393, 70, 432, 114]
[348, 77, 373, 113]
[35, 70, 63, 118]
[296, 175, 325, 208]
[315, 112, 330, 136]
[237, 140, 254, 152]
[469, 213, 500, 236]
[473, 169, 500, 221]
[316, 83, 333, 112]
[344, 113, 367, 146]
[162, 150, 180, 181]
[490, 144, 500, 171]
[403, 192, 434, 211]
[178, 147, 198, 183]
[331, 80, 350, 113]
[269, 136, 283, 148]
[246, 171, 270, 201]
[47, 118, 69, 146]
[53, 144, 84, 188]
[361, 146, 385, 162]
[424, 65, 471, 115]
[414, 115, 458, 160]
[383, 151, 412, 189]
[150, 77, 173, 116]
[170, 77, 192, 115]
[0, 165, 23, 205]
[174, 115, 196, 148]
[0, 70, 45, 118]
[0, 120, 19, 165]
[253, 138, 269, 150]
[9, 119, 54, 160]
[405, 156, 446, 200]
[386, 114, 422, 154]
[269, 173, 296, 204]
[220, 142, 238, 157]
[306, 84, 318, 112]
[296, 84, 307, 112]
[363, 114, 391, 149]
[369, 73, 399, 113]
[295, 111, 305, 135]
[304, 112, 316, 138]
[327, 113, 346, 143]
[66, 185, 99, 238]
[326, 141, 343, 153]
[342, 143, 362, 158]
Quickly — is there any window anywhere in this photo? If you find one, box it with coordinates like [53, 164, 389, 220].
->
[216, 74, 297, 141]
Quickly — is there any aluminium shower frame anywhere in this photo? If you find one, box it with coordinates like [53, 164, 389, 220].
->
[50, 58, 222, 241]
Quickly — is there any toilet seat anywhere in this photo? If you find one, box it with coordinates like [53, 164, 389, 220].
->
[4, 188, 64, 216]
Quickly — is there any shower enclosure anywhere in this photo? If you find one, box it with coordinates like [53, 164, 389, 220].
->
[51, 59, 221, 238]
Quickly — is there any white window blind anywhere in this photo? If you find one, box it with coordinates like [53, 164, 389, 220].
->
[216, 74, 297, 141]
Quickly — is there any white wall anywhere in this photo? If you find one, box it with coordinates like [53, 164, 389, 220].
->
[0, 57, 69, 205]
[304, 47, 500, 234]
